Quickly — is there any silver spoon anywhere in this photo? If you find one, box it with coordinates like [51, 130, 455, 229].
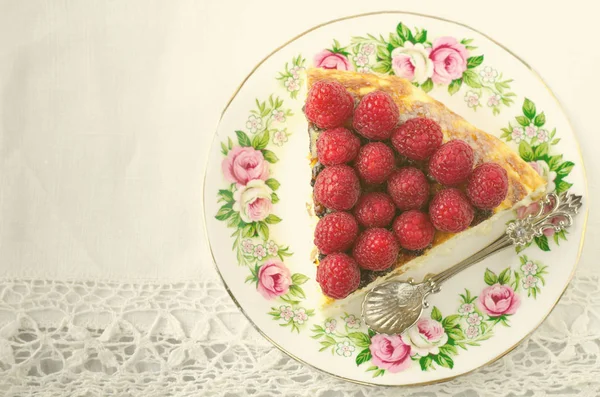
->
[362, 191, 583, 335]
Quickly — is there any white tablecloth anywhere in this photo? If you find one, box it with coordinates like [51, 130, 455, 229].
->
[0, 1, 598, 396]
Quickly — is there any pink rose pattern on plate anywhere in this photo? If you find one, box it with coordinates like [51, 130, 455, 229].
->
[478, 284, 521, 317]
[369, 334, 412, 373]
[314, 49, 353, 71]
[216, 94, 312, 332]
[312, 257, 550, 375]
[429, 37, 468, 84]
[310, 38, 356, 75]
[215, 20, 572, 371]
[222, 146, 269, 186]
[317, 23, 517, 115]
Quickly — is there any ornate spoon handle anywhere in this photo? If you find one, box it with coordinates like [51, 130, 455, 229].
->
[425, 191, 582, 293]
[362, 191, 583, 335]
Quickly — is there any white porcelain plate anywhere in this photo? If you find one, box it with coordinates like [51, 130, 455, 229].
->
[203, 12, 587, 386]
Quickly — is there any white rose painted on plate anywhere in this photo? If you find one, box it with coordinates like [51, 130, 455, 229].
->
[391, 43, 434, 84]
[528, 160, 557, 193]
[233, 179, 273, 223]
[402, 317, 448, 356]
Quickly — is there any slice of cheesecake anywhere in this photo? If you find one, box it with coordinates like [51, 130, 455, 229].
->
[305, 68, 546, 307]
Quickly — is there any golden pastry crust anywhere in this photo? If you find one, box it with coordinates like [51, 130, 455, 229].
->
[307, 68, 546, 212]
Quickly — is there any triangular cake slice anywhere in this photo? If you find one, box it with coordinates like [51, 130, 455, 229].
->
[305, 68, 546, 307]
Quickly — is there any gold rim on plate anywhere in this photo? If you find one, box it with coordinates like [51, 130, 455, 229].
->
[202, 10, 589, 387]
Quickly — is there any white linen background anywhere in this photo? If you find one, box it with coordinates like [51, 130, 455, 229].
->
[0, 0, 598, 396]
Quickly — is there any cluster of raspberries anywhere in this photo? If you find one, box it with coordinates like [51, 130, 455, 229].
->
[306, 80, 509, 299]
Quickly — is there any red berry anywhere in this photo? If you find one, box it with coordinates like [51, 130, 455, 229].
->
[316, 253, 361, 299]
[314, 165, 360, 211]
[355, 142, 396, 184]
[467, 163, 509, 209]
[429, 188, 474, 233]
[352, 91, 399, 140]
[391, 117, 443, 161]
[314, 212, 359, 254]
[387, 167, 429, 210]
[393, 210, 435, 251]
[353, 228, 400, 271]
[317, 127, 361, 166]
[354, 192, 396, 228]
[305, 80, 354, 129]
[429, 140, 474, 185]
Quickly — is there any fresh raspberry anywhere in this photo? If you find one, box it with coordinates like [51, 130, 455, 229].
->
[355, 142, 396, 184]
[352, 228, 400, 271]
[314, 165, 360, 211]
[314, 212, 359, 254]
[352, 91, 399, 140]
[391, 117, 443, 161]
[429, 139, 474, 185]
[316, 253, 361, 299]
[316, 127, 360, 166]
[393, 210, 435, 251]
[467, 163, 509, 209]
[387, 167, 429, 210]
[305, 80, 354, 129]
[429, 188, 474, 233]
[354, 192, 396, 228]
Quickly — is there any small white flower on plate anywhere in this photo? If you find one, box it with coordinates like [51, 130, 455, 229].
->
[293, 308, 308, 324]
[353, 53, 369, 67]
[253, 244, 267, 260]
[272, 130, 288, 147]
[487, 93, 501, 107]
[284, 77, 300, 92]
[479, 66, 498, 83]
[325, 319, 337, 334]
[279, 305, 293, 321]
[522, 274, 539, 289]
[290, 65, 304, 79]
[266, 240, 279, 256]
[459, 303, 475, 314]
[466, 326, 479, 339]
[512, 127, 524, 143]
[525, 124, 537, 139]
[272, 109, 286, 123]
[336, 341, 355, 357]
[344, 314, 360, 329]
[537, 129, 549, 143]
[246, 115, 263, 134]
[361, 43, 376, 56]
[521, 261, 538, 276]
[467, 313, 483, 326]
[242, 239, 254, 254]
[465, 91, 480, 108]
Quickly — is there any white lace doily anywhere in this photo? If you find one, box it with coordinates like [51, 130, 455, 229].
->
[1, 265, 599, 396]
